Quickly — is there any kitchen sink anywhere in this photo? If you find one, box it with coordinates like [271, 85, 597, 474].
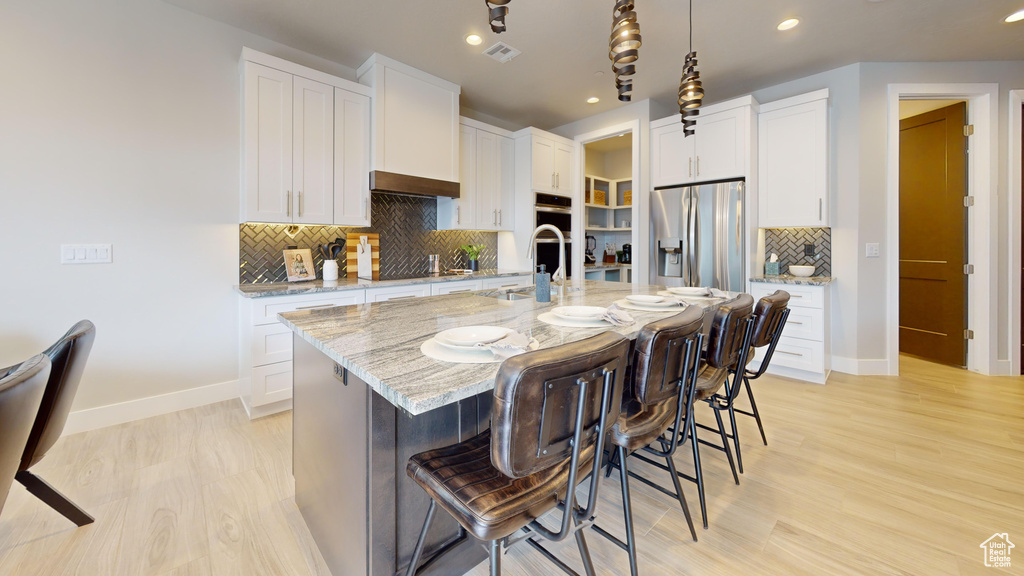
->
[488, 286, 581, 301]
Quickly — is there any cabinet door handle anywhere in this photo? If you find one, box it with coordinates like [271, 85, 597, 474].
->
[457, 206, 461, 225]
[788, 320, 804, 325]
[696, 156, 700, 177]
[388, 295, 417, 300]
[790, 294, 803, 298]
[556, 173, 560, 189]
[688, 158, 693, 178]
[498, 209, 502, 226]
[448, 289, 472, 294]
[500, 283, 519, 288]
[298, 191, 303, 217]
[493, 209, 497, 225]
[363, 198, 370, 222]
[819, 198, 823, 221]
[295, 303, 335, 310]
[777, 350, 804, 357]
[552, 172, 556, 189]
[286, 190, 292, 217]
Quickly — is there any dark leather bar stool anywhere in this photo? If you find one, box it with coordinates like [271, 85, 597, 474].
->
[405, 332, 629, 576]
[593, 307, 704, 576]
[729, 290, 790, 470]
[16, 320, 96, 527]
[0, 355, 50, 518]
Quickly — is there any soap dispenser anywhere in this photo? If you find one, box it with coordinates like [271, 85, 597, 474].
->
[535, 264, 551, 303]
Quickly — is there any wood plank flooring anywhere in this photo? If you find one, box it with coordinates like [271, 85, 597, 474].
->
[1, 356, 1021, 575]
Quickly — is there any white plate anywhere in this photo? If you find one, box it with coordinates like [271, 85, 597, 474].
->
[615, 299, 686, 313]
[668, 286, 710, 296]
[551, 306, 607, 321]
[433, 338, 495, 353]
[435, 326, 511, 347]
[537, 312, 611, 328]
[625, 294, 675, 307]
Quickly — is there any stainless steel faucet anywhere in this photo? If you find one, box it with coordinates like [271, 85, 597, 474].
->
[527, 224, 566, 284]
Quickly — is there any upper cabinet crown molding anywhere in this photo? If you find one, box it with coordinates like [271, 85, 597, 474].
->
[758, 88, 829, 114]
[357, 53, 461, 183]
[240, 47, 372, 97]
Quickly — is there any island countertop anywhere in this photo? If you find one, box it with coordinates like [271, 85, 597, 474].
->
[278, 279, 728, 415]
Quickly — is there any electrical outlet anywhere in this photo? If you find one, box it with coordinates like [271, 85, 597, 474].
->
[61, 244, 112, 264]
[804, 243, 816, 257]
[865, 242, 880, 258]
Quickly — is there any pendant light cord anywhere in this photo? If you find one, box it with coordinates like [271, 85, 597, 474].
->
[689, 0, 693, 53]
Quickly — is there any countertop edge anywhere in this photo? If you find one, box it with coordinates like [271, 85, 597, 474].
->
[235, 269, 533, 298]
[749, 275, 834, 286]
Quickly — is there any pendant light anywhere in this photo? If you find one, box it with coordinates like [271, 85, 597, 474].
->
[486, 0, 512, 33]
[679, 0, 704, 136]
[609, 0, 642, 102]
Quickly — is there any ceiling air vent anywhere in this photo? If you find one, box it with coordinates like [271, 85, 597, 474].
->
[483, 41, 521, 63]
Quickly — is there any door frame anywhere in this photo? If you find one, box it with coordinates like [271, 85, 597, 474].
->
[1010, 89, 1023, 375]
[886, 83, 998, 375]
[573, 120, 642, 282]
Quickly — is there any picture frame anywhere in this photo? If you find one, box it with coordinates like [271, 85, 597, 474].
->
[283, 248, 315, 282]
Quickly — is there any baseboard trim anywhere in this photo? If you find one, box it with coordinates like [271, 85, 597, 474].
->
[64, 379, 240, 436]
[831, 356, 890, 376]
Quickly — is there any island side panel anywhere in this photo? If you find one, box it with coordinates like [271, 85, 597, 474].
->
[293, 336, 369, 576]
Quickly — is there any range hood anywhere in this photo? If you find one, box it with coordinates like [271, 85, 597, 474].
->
[369, 171, 460, 198]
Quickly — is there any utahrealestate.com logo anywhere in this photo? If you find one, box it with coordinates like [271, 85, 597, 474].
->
[980, 533, 1014, 568]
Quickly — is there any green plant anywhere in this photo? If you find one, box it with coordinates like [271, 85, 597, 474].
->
[460, 244, 485, 260]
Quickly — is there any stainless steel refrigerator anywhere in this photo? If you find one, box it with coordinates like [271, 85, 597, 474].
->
[650, 180, 745, 291]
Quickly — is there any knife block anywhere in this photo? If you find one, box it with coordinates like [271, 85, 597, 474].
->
[346, 233, 380, 280]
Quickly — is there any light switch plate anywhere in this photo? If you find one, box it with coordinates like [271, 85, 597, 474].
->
[61, 244, 112, 264]
[865, 242, 880, 258]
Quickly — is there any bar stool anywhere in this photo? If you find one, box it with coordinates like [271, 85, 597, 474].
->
[0, 355, 50, 518]
[729, 290, 790, 471]
[593, 307, 704, 576]
[404, 332, 629, 576]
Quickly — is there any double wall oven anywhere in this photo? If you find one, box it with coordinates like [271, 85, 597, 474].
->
[534, 193, 572, 278]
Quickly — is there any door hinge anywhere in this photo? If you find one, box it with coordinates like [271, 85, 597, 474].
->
[964, 329, 974, 340]
[963, 124, 974, 137]
[964, 264, 974, 274]
[963, 196, 975, 207]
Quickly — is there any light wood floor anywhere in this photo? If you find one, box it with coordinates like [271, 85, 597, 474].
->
[1, 356, 1021, 575]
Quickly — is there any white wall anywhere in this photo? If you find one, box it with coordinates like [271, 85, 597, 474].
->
[0, 0, 356, 414]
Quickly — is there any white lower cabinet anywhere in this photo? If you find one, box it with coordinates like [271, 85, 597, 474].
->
[365, 284, 432, 302]
[749, 282, 830, 384]
[430, 280, 482, 296]
[240, 290, 366, 418]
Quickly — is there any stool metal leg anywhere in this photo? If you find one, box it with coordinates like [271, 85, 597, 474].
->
[743, 376, 768, 445]
[489, 538, 501, 576]
[728, 403, 743, 474]
[712, 408, 740, 485]
[688, 413, 708, 529]
[573, 512, 597, 576]
[617, 446, 639, 576]
[405, 500, 437, 576]
[664, 455, 697, 542]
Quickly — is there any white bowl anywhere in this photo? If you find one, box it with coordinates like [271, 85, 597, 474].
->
[436, 326, 510, 346]
[626, 294, 665, 304]
[668, 286, 710, 296]
[789, 265, 815, 277]
[551, 306, 606, 320]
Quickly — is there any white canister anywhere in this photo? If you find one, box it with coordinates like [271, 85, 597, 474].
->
[322, 259, 339, 282]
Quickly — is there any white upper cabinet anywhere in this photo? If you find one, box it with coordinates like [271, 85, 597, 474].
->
[357, 54, 460, 183]
[243, 62, 293, 223]
[240, 49, 373, 226]
[757, 89, 829, 228]
[650, 96, 755, 188]
[333, 88, 371, 226]
[291, 76, 334, 225]
[525, 131, 575, 196]
[440, 118, 515, 231]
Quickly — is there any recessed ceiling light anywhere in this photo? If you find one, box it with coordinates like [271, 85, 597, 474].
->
[465, 34, 483, 46]
[777, 18, 799, 31]
[1006, 9, 1024, 23]
[587, 97, 600, 104]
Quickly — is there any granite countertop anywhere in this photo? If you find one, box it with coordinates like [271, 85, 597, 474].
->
[750, 275, 834, 286]
[235, 269, 532, 298]
[278, 279, 730, 415]
[584, 263, 632, 271]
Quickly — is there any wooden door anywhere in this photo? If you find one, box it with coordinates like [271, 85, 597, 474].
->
[899, 102, 967, 366]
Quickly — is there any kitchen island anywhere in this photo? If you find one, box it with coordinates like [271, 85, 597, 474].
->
[278, 279, 728, 576]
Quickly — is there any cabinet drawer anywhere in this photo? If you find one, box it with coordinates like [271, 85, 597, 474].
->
[250, 291, 366, 325]
[482, 275, 533, 290]
[365, 284, 431, 302]
[251, 361, 293, 406]
[750, 283, 823, 309]
[755, 336, 824, 374]
[252, 323, 293, 366]
[780, 307, 824, 341]
[430, 280, 482, 296]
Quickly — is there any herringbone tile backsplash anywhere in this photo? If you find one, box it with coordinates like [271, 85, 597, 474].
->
[764, 227, 831, 277]
[240, 194, 498, 283]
